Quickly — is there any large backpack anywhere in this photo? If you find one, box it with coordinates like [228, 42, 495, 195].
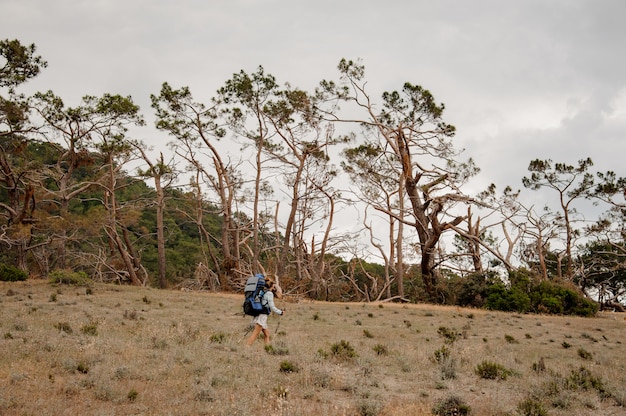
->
[243, 274, 271, 316]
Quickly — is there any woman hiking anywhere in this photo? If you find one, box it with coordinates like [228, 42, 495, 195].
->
[246, 276, 284, 346]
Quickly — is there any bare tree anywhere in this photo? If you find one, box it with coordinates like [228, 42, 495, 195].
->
[152, 83, 242, 283]
[322, 59, 478, 296]
[522, 158, 595, 280]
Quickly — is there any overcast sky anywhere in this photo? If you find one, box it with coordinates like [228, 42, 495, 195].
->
[3, 0, 625, 210]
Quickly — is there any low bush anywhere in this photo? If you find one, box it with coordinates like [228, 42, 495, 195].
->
[48, 269, 91, 286]
[432, 395, 471, 416]
[475, 360, 513, 380]
[0, 263, 28, 282]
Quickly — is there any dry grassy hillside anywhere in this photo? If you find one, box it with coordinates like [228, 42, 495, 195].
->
[1, 280, 625, 416]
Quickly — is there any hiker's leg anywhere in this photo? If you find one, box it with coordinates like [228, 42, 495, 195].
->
[261, 328, 271, 344]
[246, 324, 263, 345]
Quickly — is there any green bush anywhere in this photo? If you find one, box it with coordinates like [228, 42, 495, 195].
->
[484, 272, 598, 317]
[0, 263, 28, 282]
[48, 269, 91, 286]
[517, 398, 548, 416]
[485, 283, 530, 313]
[432, 395, 471, 415]
[475, 360, 513, 380]
[330, 340, 358, 360]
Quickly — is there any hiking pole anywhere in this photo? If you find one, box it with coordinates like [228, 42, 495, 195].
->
[237, 323, 253, 344]
[274, 314, 282, 334]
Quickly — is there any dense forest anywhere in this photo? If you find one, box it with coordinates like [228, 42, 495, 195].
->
[1, 39, 624, 314]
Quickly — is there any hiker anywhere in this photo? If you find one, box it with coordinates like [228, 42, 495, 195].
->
[246, 276, 284, 346]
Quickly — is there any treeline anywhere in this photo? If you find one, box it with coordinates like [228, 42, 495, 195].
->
[1, 39, 624, 314]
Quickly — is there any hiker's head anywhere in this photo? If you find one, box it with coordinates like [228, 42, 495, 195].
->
[265, 276, 282, 297]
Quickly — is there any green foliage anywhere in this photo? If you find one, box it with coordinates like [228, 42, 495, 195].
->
[437, 326, 459, 344]
[474, 360, 513, 380]
[517, 398, 548, 416]
[48, 269, 91, 286]
[372, 343, 388, 356]
[81, 322, 98, 336]
[485, 283, 531, 313]
[566, 366, 609, 397]
[529, 280, 598, 317]
[329, 340, 358, 360]
[278, 360, 299, 373]
[0, 263, 28, 281]
[433, 345, 451, 364]
[484, 270, 598, 317]
[432, 395, 471, 416]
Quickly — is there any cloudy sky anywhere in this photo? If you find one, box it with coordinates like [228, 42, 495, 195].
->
[3, 0, 625, 209]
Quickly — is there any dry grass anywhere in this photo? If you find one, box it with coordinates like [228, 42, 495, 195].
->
[1, 280, 625, 416]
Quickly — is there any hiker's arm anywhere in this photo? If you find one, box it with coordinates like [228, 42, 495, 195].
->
[266, 292, 283, 315]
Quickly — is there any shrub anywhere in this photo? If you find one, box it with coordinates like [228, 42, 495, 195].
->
[504, 334, 518, 344]
[0, 263, 28, 281]
[432, 395, 471, 416]
[372, 343, 388, 356]
[437, 326, 458, 344]
[48, 269, 90, 286]
[566, 366, 608, 396]
[209, 332, 227, 343]
[577, 348, 592, 360]
[530, 281, 598, 317]
[330, 340, 358, 360]
[485, 283, 531, 313]
[279, 360, 299, 373]
[81, 322, 98, 336]
[433, 345, 451, 364]
[517, 398, 548, 416]
[265, 343, 289, 355]
[475, 360, 512, 380]
[54, 322, 73, 334]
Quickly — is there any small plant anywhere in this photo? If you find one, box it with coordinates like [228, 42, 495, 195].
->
[142, 296, 151, 304]
[316, 348, 329, 359]
[562, 341, 572, 349]
[76, 361, 90, 374]
[279, 360, 299, 373]
[209, 332, 226, 343]
[372, 343, 388, 356]
[81, 321, 98, 336]
[504, 334, 518, 344]
[517, 398, 548, 416]
[566, 366, 608, 396]
[127, 389, 138, 401]
[313, 312, 320, 320]
[54, 322, 73, 334]
[330, 340, 358, 360]
[49, 293, 57, 302]
[475, 360, 512, 380]
[265, 343, 289, 355]
[531, 357, 546, 373]
[358, 398, 383, 416]
[433, 345, 451, 364]
[432, 395, 471, 416]
[437, 326, 459, 344]
[123, 309, 138, 320]
[363, 329, 374, 338]
[581, 332, 598, 342]
[577, 347, 592, 360]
